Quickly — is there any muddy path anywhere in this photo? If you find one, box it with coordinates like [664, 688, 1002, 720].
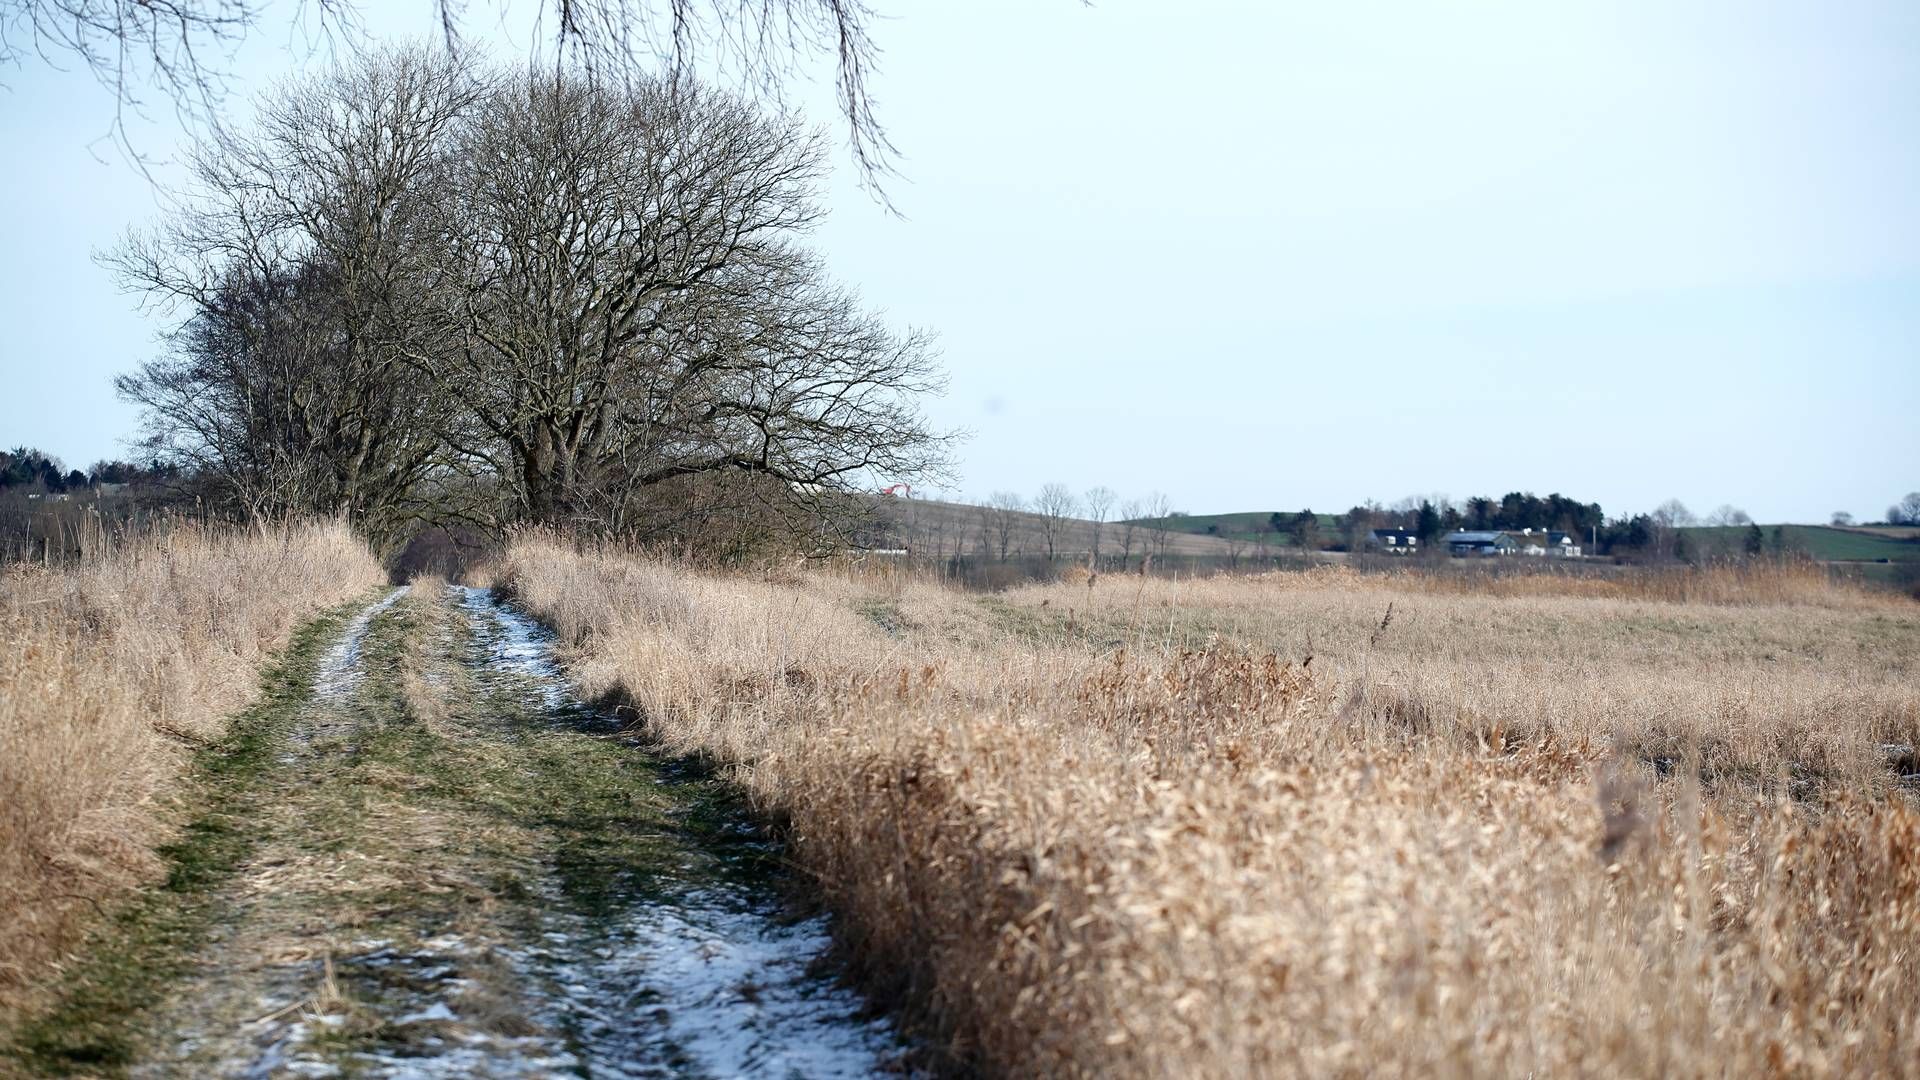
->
[8, 585, 898, 1078]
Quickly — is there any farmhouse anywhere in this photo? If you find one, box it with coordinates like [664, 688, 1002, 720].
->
[1446, 528, 1583, 557]
[1366, 528, 1420, 554]
[1444, 530, 1517, 556]
[1507, 530, 1549, 556]
[1545, 530, 1582, 557]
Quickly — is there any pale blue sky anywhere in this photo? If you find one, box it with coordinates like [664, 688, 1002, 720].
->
[1, 1, 1914, 522]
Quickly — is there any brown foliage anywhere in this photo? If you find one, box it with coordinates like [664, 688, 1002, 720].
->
[504, 541, 1920, 1075]
[0, 522, 383, 1021]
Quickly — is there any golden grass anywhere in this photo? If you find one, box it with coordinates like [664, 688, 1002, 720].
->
[0, 522, 383, 1020]
[1368, 556, 1901, 609]
[505, 539, 1920, 1077]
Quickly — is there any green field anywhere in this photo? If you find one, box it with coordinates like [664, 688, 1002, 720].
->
[1680, 524, 1920, 563]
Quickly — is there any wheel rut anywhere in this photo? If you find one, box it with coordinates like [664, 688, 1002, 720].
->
[70, 584, 896, 1079]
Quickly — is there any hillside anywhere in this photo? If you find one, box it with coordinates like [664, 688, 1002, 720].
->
[1680, 524, 1920, 563]
[1121, 511, 1343, 548]
[870, 498, 1242, 558]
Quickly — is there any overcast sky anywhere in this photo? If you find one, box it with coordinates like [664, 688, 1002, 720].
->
[1, 1, 1914, 522]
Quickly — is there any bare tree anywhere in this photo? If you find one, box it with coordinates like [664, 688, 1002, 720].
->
[1889, 493, 1920, 526]
[985, 491, 1026, 561]
[1649, 498, 1697, 560]
[3, 0, 898, 189]
[1705, 504, 1751, 527]
[1142, 490, 1173, 559]
[110, 47, 480, 544]
[1033, 482, 1077, 563]
[1224, 532, 1245, 570]
[110, 47, 950, 553]
[1651, 499, 1696, 528]
[1116, 497, 1142, 571]
[418, 64, 948, 536]
[1831, 511, 1854, 527]
[1083, 484, 1115, 563]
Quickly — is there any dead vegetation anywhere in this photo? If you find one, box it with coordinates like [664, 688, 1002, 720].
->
[504, 538, 1920, 1076]
[0, 522, 384, 1024]
[1366, 555, 1900, 609]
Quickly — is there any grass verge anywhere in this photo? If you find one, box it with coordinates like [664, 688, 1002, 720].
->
[1, 597, 372, 1075]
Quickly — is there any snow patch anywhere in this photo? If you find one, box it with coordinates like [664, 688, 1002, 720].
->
[314, 587, 410, 700]
[396, 1002, 460, 1025]
[455, 585, 900, 1078]
[455, 585, 568, 708]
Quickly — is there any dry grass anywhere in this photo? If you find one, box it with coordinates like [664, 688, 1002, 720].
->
[505, 538, 1920, 1077]
[0, 522, 383, 1021]
[1371, 556, 1901, 609]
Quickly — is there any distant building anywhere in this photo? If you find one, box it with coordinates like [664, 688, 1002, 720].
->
[1366, 528, 1420, 555]
[1504, 530, 1549, 556]
[1446, 528, 1582, 557]
[1545, 531, 1582, 557]
[1444, 530, 1517, 555]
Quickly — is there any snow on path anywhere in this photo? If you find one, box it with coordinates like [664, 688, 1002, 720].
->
[452, 585, 899, 1079]
[313, 586, 410, 701]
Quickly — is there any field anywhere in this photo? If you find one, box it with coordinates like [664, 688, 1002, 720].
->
[506, 543, 1920, 1075]
[6, 531, 1917, 1076]
[1121, 510, 1338, 547]
[1682, 524, 1920, 564]
[877, 498, 1242, 559]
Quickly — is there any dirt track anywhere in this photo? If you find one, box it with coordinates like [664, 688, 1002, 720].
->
[12, 585, 895, 1078]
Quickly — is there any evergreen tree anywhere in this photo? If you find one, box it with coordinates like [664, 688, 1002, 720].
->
[1292, 510, 1320, 550]
[1415, 500, 1442, 543]
[1743, 522, 1765, 557]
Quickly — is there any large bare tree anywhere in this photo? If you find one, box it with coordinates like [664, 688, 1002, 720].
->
[422, 67, 945, 532]
[112, 46, 948, 552]
[111, 47, 479, 544]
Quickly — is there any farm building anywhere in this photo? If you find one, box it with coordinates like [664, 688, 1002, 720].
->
[1446, 528, 1582, 557]
[1545, 530, 1582, 557]
[1444, 530, 1517, 555]
[1366, 528, 1420, 554]
[1506, 530, 1550, 556]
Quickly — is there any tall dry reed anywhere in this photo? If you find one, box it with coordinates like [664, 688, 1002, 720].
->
[0, 521, 383, 1020]
[505, 539, 1920, 1077]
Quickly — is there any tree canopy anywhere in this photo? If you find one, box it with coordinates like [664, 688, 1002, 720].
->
[112, 47, 949, 552]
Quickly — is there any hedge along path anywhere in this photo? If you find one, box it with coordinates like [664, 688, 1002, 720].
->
[4, 584, 898, 1079]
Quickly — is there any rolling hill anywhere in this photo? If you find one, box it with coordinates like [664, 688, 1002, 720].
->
[869, 498, 1242, 558]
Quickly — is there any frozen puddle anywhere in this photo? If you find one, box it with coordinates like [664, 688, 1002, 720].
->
[444, 586, 897, 1078]
[314, 586, 410, 700]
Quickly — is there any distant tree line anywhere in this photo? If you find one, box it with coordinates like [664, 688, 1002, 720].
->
[110, 47, 950, 555]
[1310, 492, 1607, 551]
[0, 446, 175, 493]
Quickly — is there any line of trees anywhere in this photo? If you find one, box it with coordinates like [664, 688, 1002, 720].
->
[0, 447, 172, 493]
[965, 487, 1176, 568]
[1270, 492, 1610, 553]
[110, 47, 950, 553]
